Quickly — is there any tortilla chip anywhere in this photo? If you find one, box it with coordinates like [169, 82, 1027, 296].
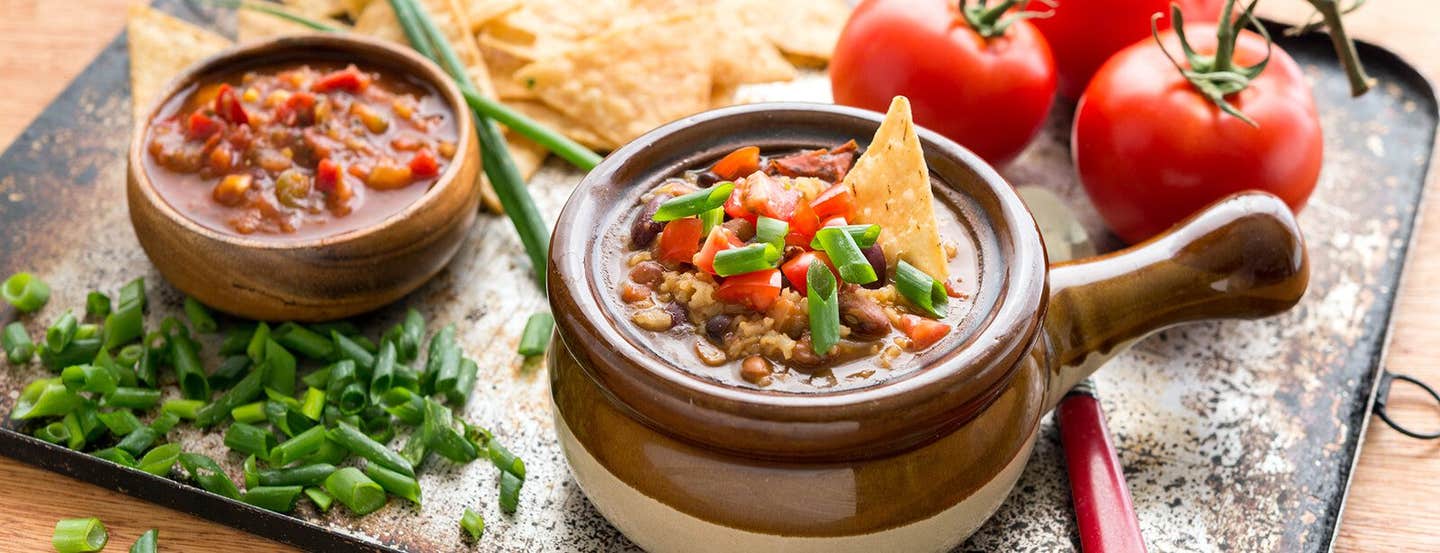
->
[509, 100, 615, 152]
[843, 96, 948, 281]
[516, 13, 714, 147]
[126, 4, 231, 124]
[724, 0, 850, 64]
[283, 0, 347, 18]
[237, 8, 346, 43]
[709, 14, 795, 87]
[466, 0, 522, 33]
[352, 0, 408, 43]
[418, 0, 499, 98]
[476, 32, 536, 100]
[484, 0, 628, 57]
[341, 0, 373, 19]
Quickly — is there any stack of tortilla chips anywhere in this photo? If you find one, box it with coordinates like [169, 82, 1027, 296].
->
[126, 0, 850, 211]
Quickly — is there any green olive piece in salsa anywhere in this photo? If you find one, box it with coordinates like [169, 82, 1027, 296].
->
[145, 63, 458, 240]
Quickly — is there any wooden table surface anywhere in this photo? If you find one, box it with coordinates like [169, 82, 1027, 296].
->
[0, 1, 1435, 551]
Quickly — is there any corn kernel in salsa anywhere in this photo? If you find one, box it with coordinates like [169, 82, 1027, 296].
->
[144, 63, 459, 239]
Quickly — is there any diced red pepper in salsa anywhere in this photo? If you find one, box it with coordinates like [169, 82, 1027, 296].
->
[711, 146, 760, 181]
[185, 111, 221, 140]
[315, 159, 342, 193]
[898, 315, 951, 350]
[692, 226, 745, 275]
[275, 91, 317, 126]
[656, 218, 705, 265]
[213, 84, 249, 125]
[311, 65, 371, 94]
[408, 149, 440, 178]
[781, 251, 837, 296]
[714, 269, 783, 311]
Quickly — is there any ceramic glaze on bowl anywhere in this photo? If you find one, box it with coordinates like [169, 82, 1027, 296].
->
[547, 103, 1309, 552]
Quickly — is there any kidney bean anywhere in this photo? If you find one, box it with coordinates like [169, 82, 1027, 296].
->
[630, 196, 668, 248]
[695, 170, 724, 188]
[860, 245, 887, 290]
[722, 218, 756, 242]
[704, 314, 733, 342]
[664, 302, 690, 328]
[838, 286, 890, 340]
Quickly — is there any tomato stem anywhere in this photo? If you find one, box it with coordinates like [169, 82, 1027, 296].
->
[957, 0, 1055, 39]
[1295, 0, 1375, 97]
[1153, 0, 1272, 126]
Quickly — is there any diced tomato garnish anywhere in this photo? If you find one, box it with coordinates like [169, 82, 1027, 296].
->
[315, 159, 341, 193]
[185, 111, 222, 140]
[276, 92, 317, 126]
[692, 226, 744, 275]
[213, 84, 249, 125]
[723, 179, 755, 224]
[715, 269, 783, 311]
[811, 183, 855, 222]
[784, 201, 820, 247]
[820, 216, 848, 228]
[897, 315, 950, 350]
[781, 252, 837, 296]
[743, 172, 801, 221]
[408, 149, 440, 178]
[712, 146, 760, 181]
[655, 218, 705, 266]
[311, 65, 371, 94]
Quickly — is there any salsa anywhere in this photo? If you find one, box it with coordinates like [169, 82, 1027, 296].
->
[145, 62, 458, 239]
[616, 141, 980, 393]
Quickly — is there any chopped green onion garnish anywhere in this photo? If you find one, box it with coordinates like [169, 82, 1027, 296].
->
[51, 517, 107, 553]
[812, 227, 877, 285]
[85, 292, 111, 319]
[45, 310, 78, 351]
[699, 206, 724, 234]
[3, 322, 34, 364]
[324, 466, 387, 515]
[366, 462, 423, 504]
[137, 443, 181, 476]
[755, 216, 788, 249]
[806, 262, 841, 356]
[498, 471, 523, 514]
[162, 399, 206, 420]
[224, 422, 276, 458]
[304, 487, 335, 513]
[242, 485, 305, 513]
[712, 243, 781, 276]
[808, 224, 880, 250]
[183, 297, 218, 334]
[461, 507, 485, 540]
[650, 183, 735, 222]
[518, 313, 554, 356]
[2, 272, 50, 312]
[896, 260, 948, 318]
[129, 528, 158, 553]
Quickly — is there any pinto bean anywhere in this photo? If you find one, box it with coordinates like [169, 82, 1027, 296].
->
[838, 286, 891, 340]
[629, 261, 665, 286]
[740, 356, 773, 386]
[722, 218, 756, 241]
[620, 282, 651, 304]
[860, 245, 887, 290]
[630, 196, 668, 248]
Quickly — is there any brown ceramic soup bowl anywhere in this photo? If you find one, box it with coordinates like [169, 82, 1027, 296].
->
[547, 103, 1308, 552]
[128, 35, 481, 321]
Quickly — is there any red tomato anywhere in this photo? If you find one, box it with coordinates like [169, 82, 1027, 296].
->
[897, 314, 950, 350]
[315, 159, 341, 193]
[185, 112, 221, 140]
[1032, 0, 1223, 99]
[655, 218, 705, 265]
[213, 84, 249, 125]
[311, 65, 371, 94]
[1073, 24, 1322, 244]
[810, 183, 854, 221]
[786, 201, 821, 246]
[409, 149, 440, 178]
[781, 252, 837, 296]
[692, 226, 744, 274]
[725, 173, 802, 223]
[831, 0, 1056, 166]
[712, 146, 760, 181]
[715, 269, 783, 311]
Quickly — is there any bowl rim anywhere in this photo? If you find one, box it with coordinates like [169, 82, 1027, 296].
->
[548, 102, 1049, 460]
[126, 33, 476, 250]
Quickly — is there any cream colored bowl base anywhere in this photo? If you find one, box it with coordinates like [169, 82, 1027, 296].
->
[556, 407, 1037, 553]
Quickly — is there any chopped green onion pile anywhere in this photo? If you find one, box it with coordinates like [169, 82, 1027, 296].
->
[4, 275, 526, 542]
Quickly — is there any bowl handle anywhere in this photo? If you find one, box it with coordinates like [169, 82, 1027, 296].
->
[1042, 191, 1310, 403]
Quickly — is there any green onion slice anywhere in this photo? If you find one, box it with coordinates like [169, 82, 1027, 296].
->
[699, 206, 724, 235]
[806, 262, 841, 356]
[713, 243, 781, 276]
[52, 517, 107, 553]
[461, 507, 485, 540]
[809, 224, 880, 250]
[650, 183, 734, 222]
[2, 272, 50, 313]
[896, 260, 948, 318]
[518, 313, 554, 357]
[755, 216, 788, 250]
[812, 227, 878, 285]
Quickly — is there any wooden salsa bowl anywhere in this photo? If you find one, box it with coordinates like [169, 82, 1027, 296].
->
[127, 34, 481, 321]
[547, 103, 1310, 552]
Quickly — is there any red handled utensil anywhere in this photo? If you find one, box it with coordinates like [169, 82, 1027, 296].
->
[1058, 379, 1148, 553]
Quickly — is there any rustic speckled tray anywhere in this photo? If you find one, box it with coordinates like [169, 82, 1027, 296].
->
[0, 3, 1434, 551]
